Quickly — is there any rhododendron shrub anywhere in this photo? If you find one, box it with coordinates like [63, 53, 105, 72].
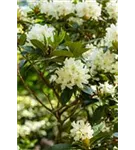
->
[17, 0, 118, 149]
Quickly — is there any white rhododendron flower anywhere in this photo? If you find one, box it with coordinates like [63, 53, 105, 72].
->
[50, 75, 57, 83]
[56, 2, 74, 17]
[40, 1, 59, 19]
[20, 6, 32, 15]
[106, 0, 118, 20]
[51, 58, 90, 90]
[75, 1, 102, 20]
[40, 1, 74, 19]
[18, 120, 46, 137]
[99, 82, 115, 95]
[83, 45, 117, 75]
[17, 5, 27, 20]
[104, 24, 118, 46]
[83, 44, 97, 61]
[70, 120, 94, 141]
[27, 24, 55, 44]
[27, 0, 41, 8]
[40, 0, 101, 20]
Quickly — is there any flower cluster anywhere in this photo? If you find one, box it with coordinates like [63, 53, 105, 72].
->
[83, 44, 117, 75]
[104, 23, 118, 47]
[50, 58, 90, 90]
[40, 1, 74, 19]
[27, 24, 55, 44]
[75, 1, 102, 20]
[37, 0, 102, 20]
[99, 81, 116, 96]
[106, 0, 118, 20]
[70, 120, 94, 141]
[17, 120, 46, 137]
[17, 5, 27, 21]
[27, 0, 41, 9]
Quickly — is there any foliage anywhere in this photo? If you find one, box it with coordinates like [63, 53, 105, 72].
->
[17, 0, 118, 149]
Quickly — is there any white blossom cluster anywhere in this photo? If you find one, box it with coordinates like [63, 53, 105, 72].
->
[38, 0, 101, 20]
[70, 120, 94, 141]
[99, 81, 116, 96]
[17, 96, 57, 138]
[17, 5, 27, 21]
[17, 120, 46, 137]
[83, 44, 117, 75]
[40, 1, 74, 19]
[27, 24, 55, 44]
[27, 0, 41, 9]
[106, 0, 118, 20]
[75, 0, 102, 20]
[50, 58, 90, 90]
[104, 23, 118, 47]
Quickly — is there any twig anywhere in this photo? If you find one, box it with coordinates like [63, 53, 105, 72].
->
[18, 46, 60, 102]
[41, 89, 54, 110]
[62, 105, 79, 124]
[18, 68, 52, 113]
[59, 99, 79, 115]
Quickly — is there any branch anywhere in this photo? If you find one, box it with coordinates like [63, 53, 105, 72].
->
[59, 99, 79, 115]
[41, 88, 54, 110]
[18, 67, 52, 113]
[18, 46, 60, 102]
[62, 105, 79, 124]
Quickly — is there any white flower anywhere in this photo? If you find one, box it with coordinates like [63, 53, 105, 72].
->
[25, 120, 46, 132]
[27, 0, 41, 8]
[57, 2, 74, 17]
[75, 1, 101, 20]
[83, 44, 97, 61]
[83, 45, 117, 75]
[70, 120, 94, 141]
[40, 1, 74, 19]
[17, 5, 27, 21]
[106, 0, 118, 20]
[51, 58, 90, 90]
[27, 24, 55, 44]
[99, 81, 115, 95]
[18, 120, 46, 137]
[104, 24, 118, 47]
[113, 146, 118, 150]
[40, 1, 59, 19]
[20, 6, 32, 15]
[50, 75, 57, 83]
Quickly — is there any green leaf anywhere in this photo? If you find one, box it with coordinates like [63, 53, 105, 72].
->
[90, 131, 112, 146]
[112, 41, 118, 50]
[82, 85, 94, 95]
[92, 105, 107, 123]
[19, 34, 26, 45]
[114, 122, 118, 132]
[65, 41, 87, 57]
[56, 29, 65, 44]
[60, 88, 73, 105]
[31, 39, 45, 51]
[19, 60, 27, 69]
[52, 29, 66, 48]
[83, 98, 99, 106]
[49, 143, 72, 150]
[93, 122, 106, 136]
[51, 50, 73, 57]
